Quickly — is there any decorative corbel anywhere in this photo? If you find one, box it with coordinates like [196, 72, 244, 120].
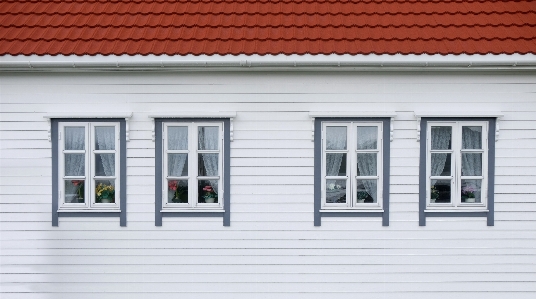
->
[390, 117, 394, 142]
[151, 118, 156, 142]
[496, 117, 500, 142]
[311, 117, 315, 141]
[125, 116, 130, 142]
[47, 118, 51, 142]
[230, 117, 234, 142]
[416, 117, 421, 142]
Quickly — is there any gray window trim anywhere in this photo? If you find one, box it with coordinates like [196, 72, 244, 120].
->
[51, 118, 127, 227]
[314, 117, 391, 226]
[419, 117, 496, 226]
[155, 118, 231, 226]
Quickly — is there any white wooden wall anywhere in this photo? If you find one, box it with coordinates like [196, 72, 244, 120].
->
[1, 71, 535, 299]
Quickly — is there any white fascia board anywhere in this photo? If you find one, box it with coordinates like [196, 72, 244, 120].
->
[1, 54, 536, 72]
[148, 112, 237, 119]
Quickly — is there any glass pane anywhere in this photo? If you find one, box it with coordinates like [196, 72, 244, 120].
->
[95, 126, 115, 150]
[461, 179, 482, 203]
[198, 180, 219, 203]
[326, 153, 346, 176]
[65, 127, 85, 150]
[198, 153, 219, 176]
[95, 154, 115, 176]
[95, 180, 115, 203]
[168, 126, 188, 150]
[356, 179, 377, 203]
[431, 179, 451, 203]
[65, 153, 85, 176]
[431, 153, 451, 176]
[325, 179, 346, 203]
[326, 127, 347, 150]
[168, 180, 188, 203]
[65, 180, 85, 203]
[356, 153, 377, 176]
[431, 126, 452, 150]
[462, 126, 482, 149]
[198, 126, 219, 150]
[356, 126, 378, 150]
[168, 153, 188, 176]
[462, 153, 482, 176]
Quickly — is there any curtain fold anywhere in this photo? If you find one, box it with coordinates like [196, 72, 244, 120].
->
[199, 127, 219, 192]
[430, 127, 452, 185]
[168, 127, 188, 177]
[65, 127, 85, 176]
[461, 126, 482, 176]
[95, 127, 115, 177]
[356, 127, 378, 201]
[325, 127, 346, 176]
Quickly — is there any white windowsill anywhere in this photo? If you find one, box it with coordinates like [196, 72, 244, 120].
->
[161, 209, 224, 213]
[425, 209, 489, 213]
[58, 209, 120, 213]
[321, 209, 384, 213]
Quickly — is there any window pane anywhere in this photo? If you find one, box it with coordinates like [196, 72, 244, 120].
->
[95, 126, 115, 150]
[326, 179, 346, 203]
[356, 179, 377, 203]
[168, 153, 188, 176]
[431, 179, 451, 203]
[65, 180, 84, 203]
[95, 180, 115, 203]
[326, 127, 347, 150]
[431, 153, 451, 176]
[326, 153, 346, 176]
[65, 153, 85, 176]
[168, 126, 188, 150]
[461, 179, 482, 203]
[356, 126, 377, 150]
[462, 126, 482, 149]
[198, 153, 219, 176]
[65, 127, 85, 150]
[198, 126, 219, 150]
[95, 154, 115, 176]
[431, 126, 452, 150]
[462, 153, 482, 176]
[198, 180, 219, 203]
[356, 153, 377, 176]
[168, 180, 188, 203]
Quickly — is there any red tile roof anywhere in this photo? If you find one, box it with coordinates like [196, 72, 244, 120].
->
[0, 0, 535, 56]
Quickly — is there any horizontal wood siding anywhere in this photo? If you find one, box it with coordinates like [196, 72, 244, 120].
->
[1, 71, 535, 299]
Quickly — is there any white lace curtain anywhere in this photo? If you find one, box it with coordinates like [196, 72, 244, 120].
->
[326, 127, 346, 176]
[461, 126, 482, 176]
[95, 127, 115, 177]
[198, 127, 219, 192]
[356, 127, 378, 201]
[65, 127, 85, 176]
[430, 127, 452, 185]
[168, 127, 188, 177]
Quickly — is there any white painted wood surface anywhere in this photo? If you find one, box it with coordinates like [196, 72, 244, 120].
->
[1, 71, 535, 299]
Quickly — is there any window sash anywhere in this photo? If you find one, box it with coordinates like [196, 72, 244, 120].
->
[321, 122, 383, 209]
[59, 122, 120, 210]
[163, 122, 224, 209]
[426, 121, 488, 208]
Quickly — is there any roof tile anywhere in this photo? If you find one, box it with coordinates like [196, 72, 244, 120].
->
[0, 0, 534, 56]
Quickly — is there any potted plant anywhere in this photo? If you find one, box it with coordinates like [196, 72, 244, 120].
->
[356, 191, 368, 203]
[462, 185, 476, 203]
[96, 183, 115, 203]
[202, 185, 217, 203]
[71, 180, 84, 203]
[430, 186, 439, 203]
[168, 180, 188, 203]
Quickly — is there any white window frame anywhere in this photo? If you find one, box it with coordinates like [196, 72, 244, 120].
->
[58, 122, 120, 211]
[162, 122, 224, 210]
[426, 121, 488, 210]
[321, 121, 383, 210]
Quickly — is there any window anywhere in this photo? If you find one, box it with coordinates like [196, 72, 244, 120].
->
[50, 118, 127, 226]
[313, 117, 392, 226]
[154, 118, 231, 226]
[418, 117, 497, 226]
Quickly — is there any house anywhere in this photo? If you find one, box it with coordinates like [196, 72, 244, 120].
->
[1, 0, 535, 298]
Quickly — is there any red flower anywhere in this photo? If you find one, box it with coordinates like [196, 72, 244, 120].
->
[72, 180, 83, 186]
[203, 186, 213, 192]
[168, 180, 178, 191]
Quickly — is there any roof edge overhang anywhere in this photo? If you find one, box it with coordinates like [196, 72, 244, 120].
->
[1, 54, 535, 72]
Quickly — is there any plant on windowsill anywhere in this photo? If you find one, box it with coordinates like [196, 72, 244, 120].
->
[356, 191, 368, 203]
[202, 185, 217, 203]
[462, 185, 476, 203]
[96, 183, 115, 203]
[71, 180, 84, 203]
[430, 186, 439, 203]
[168, 180, 188, 203]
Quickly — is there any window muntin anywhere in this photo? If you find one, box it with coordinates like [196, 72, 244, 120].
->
[163, 122, 223, 209]
[59, 122, 120, 210]
[322, 122, 383, 209]
[427, 121, 488, 209]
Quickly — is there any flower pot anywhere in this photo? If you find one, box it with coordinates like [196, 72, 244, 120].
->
[465, 197, 476, 203]
[100, 196, 112, 203]
[430, 198, 437, 203]
[357, 198, 365, 203]
[205, 197, 215, 203]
